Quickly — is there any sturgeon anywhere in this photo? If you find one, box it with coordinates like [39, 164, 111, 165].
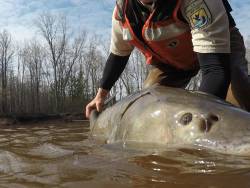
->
[90, 85, 250, 155]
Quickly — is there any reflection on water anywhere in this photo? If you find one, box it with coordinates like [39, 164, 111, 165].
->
[0, 122, 250, 188]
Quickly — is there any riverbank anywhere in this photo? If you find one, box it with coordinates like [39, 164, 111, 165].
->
[0, 113, 87, 125]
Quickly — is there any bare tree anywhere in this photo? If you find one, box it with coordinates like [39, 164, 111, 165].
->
[0, 12, 154, 116]
[83, 36, 105, 99]
[246, 37, 250, 72]
[22, 40, 45, 112]
[0, 30, 14, 113]
[36, 13, 68, 112]
[117, 50, 147, 96]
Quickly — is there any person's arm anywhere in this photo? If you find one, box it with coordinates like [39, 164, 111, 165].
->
[85, 6, 133, 119]
[100, 4, 134, 90]
[100, 53, 130, 91]
[197, 53, 230, 99]
[85, 53, 130, 118]
[181, 0, 231, 98]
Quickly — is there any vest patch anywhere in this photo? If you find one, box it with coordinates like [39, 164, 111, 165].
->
[185, 0, 212, 29]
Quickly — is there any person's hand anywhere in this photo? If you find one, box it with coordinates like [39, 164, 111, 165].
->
[85, 88, 109, 119]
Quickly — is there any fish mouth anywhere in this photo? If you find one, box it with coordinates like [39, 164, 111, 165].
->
[194, 138, 250, 156]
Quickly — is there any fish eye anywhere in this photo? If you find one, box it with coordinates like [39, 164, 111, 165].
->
[180, 113, 193, 126]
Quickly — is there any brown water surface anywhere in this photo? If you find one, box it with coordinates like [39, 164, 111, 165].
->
[0, 122, 250, 188]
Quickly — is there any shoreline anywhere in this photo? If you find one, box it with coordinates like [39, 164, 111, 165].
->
[0, 113, 87, 125]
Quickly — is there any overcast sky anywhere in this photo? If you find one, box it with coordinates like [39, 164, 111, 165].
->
[0, 0, 249, 42]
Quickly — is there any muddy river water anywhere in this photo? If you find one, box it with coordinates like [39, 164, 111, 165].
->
[0, 122, 250, 188]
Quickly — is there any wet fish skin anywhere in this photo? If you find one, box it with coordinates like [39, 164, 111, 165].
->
[90, 85, 250, 155]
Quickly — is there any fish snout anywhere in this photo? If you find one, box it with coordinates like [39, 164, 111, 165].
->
[198, 113, 219, 133]
[176, 112, 220, 134]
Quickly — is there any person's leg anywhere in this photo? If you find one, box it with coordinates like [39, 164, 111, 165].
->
[143, 62, 198, 89]
[228, 28, 250, 111]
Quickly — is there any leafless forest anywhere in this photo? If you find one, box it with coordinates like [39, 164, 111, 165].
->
[0, 13, 148, 115]
[0, 13, 249, 115]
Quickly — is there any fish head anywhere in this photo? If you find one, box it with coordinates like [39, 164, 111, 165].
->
[167, 99, 250, 155]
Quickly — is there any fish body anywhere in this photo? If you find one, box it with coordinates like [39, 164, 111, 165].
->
[90, 85, 250, 155]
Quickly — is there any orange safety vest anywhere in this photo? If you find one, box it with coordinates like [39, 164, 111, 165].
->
[115, 0, 198, 70]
